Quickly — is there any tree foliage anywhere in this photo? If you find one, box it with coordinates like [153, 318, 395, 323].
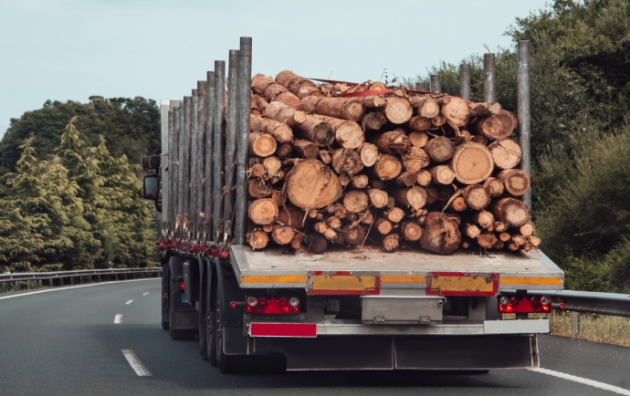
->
[0, 119, 157, 273]
[0, 96, 160, 177]
[403, 0, 630, 292]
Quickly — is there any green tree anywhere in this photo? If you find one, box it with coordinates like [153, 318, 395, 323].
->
[0, 96, 160, 177]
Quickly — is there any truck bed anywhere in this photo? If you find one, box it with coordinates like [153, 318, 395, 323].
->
[230, 246, 564, 293]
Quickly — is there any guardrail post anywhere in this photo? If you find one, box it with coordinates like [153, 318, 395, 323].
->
[1, 281, 6, 293]
[26, 280, 30, 290]
[15, 281, 19, 291]
[70, 277, 74, 285]
[570, 311, 580, 338]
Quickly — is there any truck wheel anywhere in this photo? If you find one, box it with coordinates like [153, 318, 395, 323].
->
[207, 290, 217, 367]
[213, 289, 238, 373]
[199, 287, 208, 360]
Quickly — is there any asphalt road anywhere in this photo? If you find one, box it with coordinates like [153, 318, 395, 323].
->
[1, 279, 629, 396]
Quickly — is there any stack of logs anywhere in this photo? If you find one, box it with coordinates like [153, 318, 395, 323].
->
[245, 70, 540, 254]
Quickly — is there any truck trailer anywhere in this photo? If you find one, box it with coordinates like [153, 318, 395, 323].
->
[142, 37, 564, 373]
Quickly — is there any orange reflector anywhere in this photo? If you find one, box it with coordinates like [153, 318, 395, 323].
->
[308, 272, 379, 295]
[427, 272, 498, 296]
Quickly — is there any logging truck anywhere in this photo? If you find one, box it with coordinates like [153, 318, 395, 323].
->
[142, 37, 564, 373]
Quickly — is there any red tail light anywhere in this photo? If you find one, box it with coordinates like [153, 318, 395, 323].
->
[179, 281, 185, 292]
[246, 295, 300, 314]
[498, 295, 551, 314]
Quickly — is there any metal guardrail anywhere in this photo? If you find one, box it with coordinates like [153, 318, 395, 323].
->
[503, 289, 630, 338]
[0, 267, 162, 293]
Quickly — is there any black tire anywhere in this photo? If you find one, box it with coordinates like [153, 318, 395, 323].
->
[207, 286, 218, 367]
[169, 277, 195, 341]
[199, 283, 208, 360]
[214, 287, 239, 373]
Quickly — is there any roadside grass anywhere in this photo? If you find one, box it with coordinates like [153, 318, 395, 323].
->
[548, 311, 630, 347]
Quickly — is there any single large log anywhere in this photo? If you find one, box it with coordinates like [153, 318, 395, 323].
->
[250, 115, 293, 143]
[249, 198, 279, 225]
[362, 95, 386, 109]
[382, 233, 400, 252]
[402, 146, 431, 173]
[249, 229, 269, 250]
[294, 116, 335, 147]
[332, 148, 364, 176]
[248, 178, 272, 198]
[373, 155, 403, 180]
[312, 115, 364, 149]
[483, 177, 505, 197]
[343, 190, 369, 213]
[368, 188, 389, 208]
[374, 218, 393, 235]
[251, 74, 274, 95]
[275, 70, 323, 99]
[314, 97, 366, 122]
[409, 133, 429, 149]
[285, 159, 343, 209]
[409, 96, 440, 118]
[372, 129, 411, 155]
[401, 221, 423, 241]
[462, 184, 491, 210]
[264, 101, 306, 128]
[488, 139, 522, 170]
[441, 96, 471, 127]
[497, 169, 531, 197]
[408, 116, 432, 132]
[492, 197, 530, 228]
[451, 142, 494, 184]
[271, 225, 295, 245]
[394, 187, 427, 210]
[383, 97, 413, 124]
[249, 132, 277, 157]
[358, 143, 379, 167]
[425, 136, 454, 162]
[361, 111, 388, 132]
[430, 165, 455, 185]
[420, 212, 461, 254]
[293, 139, 319, 159]
[342, 224, 367, 246]
[473, 110, 517, 141]
[277, 204, 305, 230]
[251, 94, 269, 116]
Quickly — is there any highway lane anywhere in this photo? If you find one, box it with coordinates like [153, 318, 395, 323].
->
[0, 279, 629, 396]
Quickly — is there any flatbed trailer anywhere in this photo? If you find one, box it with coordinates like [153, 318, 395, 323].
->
[143, 37, 564, 373]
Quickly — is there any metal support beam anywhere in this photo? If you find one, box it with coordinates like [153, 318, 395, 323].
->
[204, 72, 215, 240]
[517, 41, 532, 209]
[235, 37, 252, 245]
[212, 61, 226, 241]
[459, 63, 471, 101]
[430, 75, 441, 94]
[484, 53, 496, 102]
[222, 49, 240, 245]
[196, 81, 207, 241]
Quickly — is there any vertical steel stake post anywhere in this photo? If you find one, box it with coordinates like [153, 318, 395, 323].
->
[223, 50, 240, 245]
[484, 53, 496, 102]
[204, 72, 215, 239]
[517, 41, 532, 209]
[212, 61, 226, 241]
[430, 74, 441, 94]
[459, 64, 471, 101]
[196, 81, 207, 241]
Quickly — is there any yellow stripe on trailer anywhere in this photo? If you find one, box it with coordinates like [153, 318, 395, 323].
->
[500, 276, 564, 286]
[380, 275, 427, 283]
[240, 275, 307, 284]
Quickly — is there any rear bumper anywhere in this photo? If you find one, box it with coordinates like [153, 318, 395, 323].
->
[247, 318, 549, 337]
[252, 334, 539, 371]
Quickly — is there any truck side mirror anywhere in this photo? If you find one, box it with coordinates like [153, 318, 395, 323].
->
[143, 174, 160, 200]
[142, 156, 160, 171]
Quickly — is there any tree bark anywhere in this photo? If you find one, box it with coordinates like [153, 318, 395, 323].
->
[462, 184, 491, 210]
[332, 148, 364, 176]
[492, 197, 530, 228]
[372, 129, 411, 155]
[248, 178, 272, 198]
[408, 116, 432, 132]
[312, 115, 364, 149]
[382, 233, 400, 252]
[441, 96, 471, 127]
[497, 169, 530, 197]
[409, 96, 440, 118]
[251, 74, 274, 95]
[361, 111, 387, 132]
[473, 110, 517, 141]
[469, 101, 502, 117]
[425, 136, 454, 162]
[264, 101, 306, 128]
[307, 234, 328, 253]
[342, 224, 367, 246]
[271, 225, 295, 245]
[420, 212, 461, 254]
[483, 177, 505, 197]
[293, 139, 319, 159]
[294, 116, 335, 146]
[402, 146, 431, 173]
[396, 171, 418, 187]
[314, 97, 366, 122]
[250, 115, 294, 143]
[276, 204, 305, 230]
[394, 187, 427, 210]
[477, 231, 498, 249]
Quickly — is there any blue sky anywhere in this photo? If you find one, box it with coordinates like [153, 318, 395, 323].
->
[0, 0, 550, 139]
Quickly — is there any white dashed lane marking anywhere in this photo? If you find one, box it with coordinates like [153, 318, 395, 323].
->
[142, 292, 149, 296]
[530, 368, 630, 396]
[125, 300, 133, 305]
[114, 314, 123, 324]
[122, 349, 151, 376]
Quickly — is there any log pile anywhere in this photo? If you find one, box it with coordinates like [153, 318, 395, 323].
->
[245, 70, 539, 254]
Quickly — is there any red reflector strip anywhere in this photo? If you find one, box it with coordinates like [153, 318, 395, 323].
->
[249, 323, 317, 338]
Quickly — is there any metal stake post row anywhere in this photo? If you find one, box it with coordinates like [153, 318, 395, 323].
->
[222, 50, 240, 245]
[204, 72, 215, 240]
[517, 41, 532, 209]
[212, 61, 226, 242]
[235, 37, 252, 246]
